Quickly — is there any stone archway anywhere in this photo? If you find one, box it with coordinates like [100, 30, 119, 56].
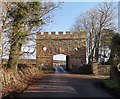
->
[36, 31, 86, 71]
[53, 54, 66, 66]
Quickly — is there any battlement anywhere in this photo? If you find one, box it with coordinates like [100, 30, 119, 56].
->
[37, 31, 86, 40]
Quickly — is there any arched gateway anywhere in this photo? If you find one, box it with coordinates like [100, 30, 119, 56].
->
[36, 31, 86, 71]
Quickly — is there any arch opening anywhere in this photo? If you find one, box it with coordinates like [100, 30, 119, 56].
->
[53, 54, 67, 73]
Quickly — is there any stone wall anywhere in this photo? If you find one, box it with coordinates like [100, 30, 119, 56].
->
[92, 61, 110, 76]
[98, 65, 110, 75]
[19, 59, 36, 66]
[68, 56, 83, 70]
[2, 59, 36, 67]
[37, 56, 53, 69]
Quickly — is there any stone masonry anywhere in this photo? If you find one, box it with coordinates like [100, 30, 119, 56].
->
[36, 31, 86, 70]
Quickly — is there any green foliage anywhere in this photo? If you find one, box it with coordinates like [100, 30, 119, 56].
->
[8, 2, 43, 26]
[6, 2, 38, 69]
[112, 33, 120, 57]
[109, 33, 120, 79]
[5, 1, 60, 69]
[102, 78, 120, 97]
[103, 79, 120, 89]
[110, 33, 120, 66]
[7, 2, 45, 45]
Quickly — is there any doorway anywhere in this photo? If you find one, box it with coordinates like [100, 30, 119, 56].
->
[53, 54, 66, 73]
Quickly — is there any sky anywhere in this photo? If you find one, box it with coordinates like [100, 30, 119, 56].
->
[53, 54, 66, 60]
[43, 2, 99, 32]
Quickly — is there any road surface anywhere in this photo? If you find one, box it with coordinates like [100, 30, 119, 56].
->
[17, 69, 115, 98]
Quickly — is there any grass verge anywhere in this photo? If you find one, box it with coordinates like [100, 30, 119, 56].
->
[101, 78, 120, 97]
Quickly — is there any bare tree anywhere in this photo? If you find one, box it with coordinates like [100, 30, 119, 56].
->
[0, 2, 10, 66]
[71, 2, 116, 64]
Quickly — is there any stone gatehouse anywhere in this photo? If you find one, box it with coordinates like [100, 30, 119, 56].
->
[36, 31, 86, 70]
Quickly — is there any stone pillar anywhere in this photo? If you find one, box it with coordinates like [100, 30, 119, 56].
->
[92, 57, 99, 76]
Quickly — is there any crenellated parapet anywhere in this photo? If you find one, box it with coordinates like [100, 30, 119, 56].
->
[37, 31, 86, 40]
[36, 31, 86, 68]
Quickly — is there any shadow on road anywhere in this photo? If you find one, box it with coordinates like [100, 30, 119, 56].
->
[16, 71, 117, 98]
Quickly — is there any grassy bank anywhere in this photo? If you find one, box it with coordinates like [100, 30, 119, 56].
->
[2, 67, 42, 99]
[101, 78, 120, 97]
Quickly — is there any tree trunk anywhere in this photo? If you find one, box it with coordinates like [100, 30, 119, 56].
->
[95, 31, 101, 62]
[7, 38, 21, 70]
[0, 30, 3, 68]
[7, 22, 23, 70]
[7, 43, 18, 70]
[95, 40, 99, 62]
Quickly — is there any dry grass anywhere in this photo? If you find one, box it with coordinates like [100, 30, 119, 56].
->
[1, 66, 43, 98]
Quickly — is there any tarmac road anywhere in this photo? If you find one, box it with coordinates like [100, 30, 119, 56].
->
[17, 71, 116, 98]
